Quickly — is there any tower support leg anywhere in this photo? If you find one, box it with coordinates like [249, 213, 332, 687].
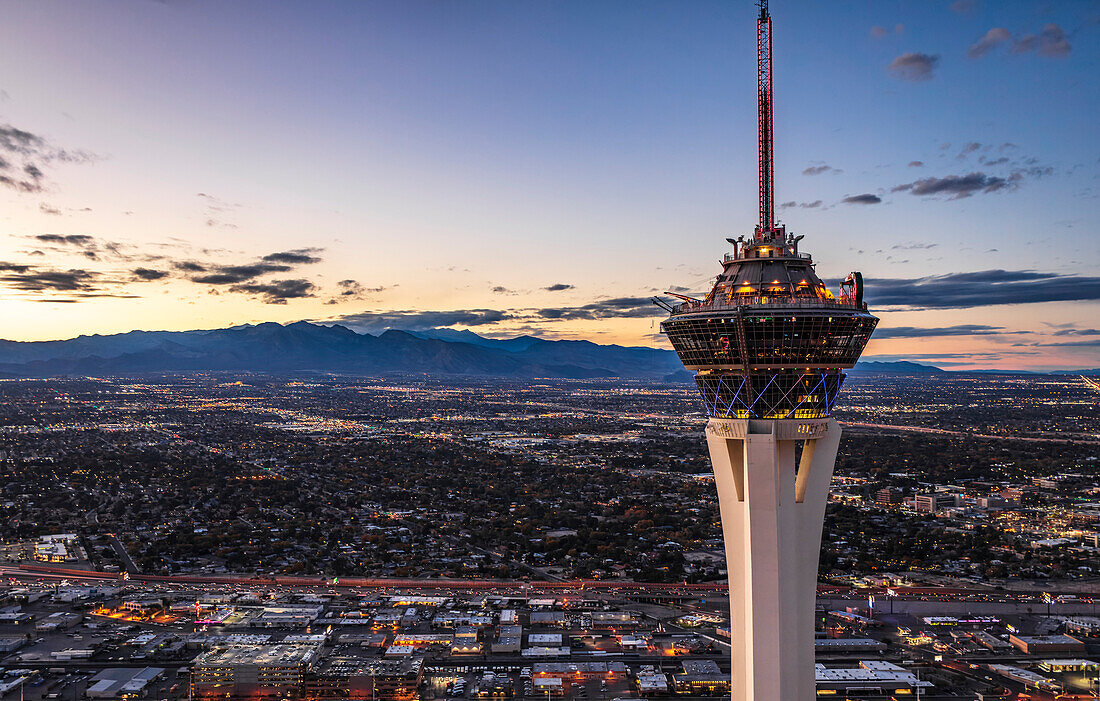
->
[705, 417, 840, 701]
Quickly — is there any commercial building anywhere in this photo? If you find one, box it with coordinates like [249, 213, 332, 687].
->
[1008, 634, 1086, 655]
[914, 493, 957, 513]
[304, 656, 422, 701]
[190, 643, 322, 699]
[815, 661, 933, 695]
[85, 667, 163, 699]
[668, 660, 731, 696]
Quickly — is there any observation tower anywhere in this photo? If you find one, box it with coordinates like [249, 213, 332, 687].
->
[657, 2, 878, 699]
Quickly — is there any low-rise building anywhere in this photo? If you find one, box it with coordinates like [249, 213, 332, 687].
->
[669, 660, 730, 696]
[1008, 634, 1086, 655]
[190, 643, 322, 699]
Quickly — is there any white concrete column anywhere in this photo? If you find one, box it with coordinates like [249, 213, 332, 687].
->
[705, 417, 841, 701]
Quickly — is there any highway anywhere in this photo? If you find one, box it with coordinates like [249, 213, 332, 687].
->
[842, 421, 1100, 445]
[4, 564, 1096, 611]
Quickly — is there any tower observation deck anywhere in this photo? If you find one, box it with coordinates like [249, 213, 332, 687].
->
[657, 2, 877, 699]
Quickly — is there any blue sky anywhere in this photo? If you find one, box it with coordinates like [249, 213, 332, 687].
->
[0, 0, 1097, 370]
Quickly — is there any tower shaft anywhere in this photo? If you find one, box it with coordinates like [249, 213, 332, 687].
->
[756, 0, 774, 239]
[706, 417, 840, 701]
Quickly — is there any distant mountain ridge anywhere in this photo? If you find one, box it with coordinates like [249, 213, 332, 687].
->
[0, 322, 998, 379]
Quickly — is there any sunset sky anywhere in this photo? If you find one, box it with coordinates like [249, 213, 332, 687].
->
[0, 0, 1097, 371]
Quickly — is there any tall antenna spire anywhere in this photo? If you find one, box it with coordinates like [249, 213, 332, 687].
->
[755, 0, 774, 239]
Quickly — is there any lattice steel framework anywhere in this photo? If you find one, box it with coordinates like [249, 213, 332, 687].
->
[756, 0, 774, 239]
[696, 371, 844, 420]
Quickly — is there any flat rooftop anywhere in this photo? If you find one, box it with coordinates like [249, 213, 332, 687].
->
[193, 643, 320, 669]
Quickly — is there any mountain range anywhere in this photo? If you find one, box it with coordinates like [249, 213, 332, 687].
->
[0, 321, 956, 380]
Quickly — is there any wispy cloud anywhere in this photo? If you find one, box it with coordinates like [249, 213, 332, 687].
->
[261, 248, 323, 265]
[863, 269, 1100, 309]
[229, 279, 316, 304]
[1012, 24, 1071, 57]
[968, 24, 1071, 59]
[802, 164, 840, 176]
[892, 172, 1010, 199]
[841, 194, 882, 205]
[967, 28, 1011, 58]
[887, 53, 938, 81]
[0, 124, 97, 194]
[872, 324, 1007, 339]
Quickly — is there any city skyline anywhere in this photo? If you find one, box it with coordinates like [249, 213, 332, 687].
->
[1, 0, 1098, 372]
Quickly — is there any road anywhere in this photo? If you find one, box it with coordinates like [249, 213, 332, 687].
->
[842, 421, 1100, 445]
[107, 533, 140, 575]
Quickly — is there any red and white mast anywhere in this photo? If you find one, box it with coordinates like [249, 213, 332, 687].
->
[755, 0, 775, 240]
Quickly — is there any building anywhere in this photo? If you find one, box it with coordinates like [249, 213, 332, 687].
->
[35, 611, 81, 631]
[657, 5, 877, 701]
[875, 488, 902, 506]
[491, 625, 523, 654]
[971, 630, 1012, 651]
[815, 661, 933, 695]
[190, 643, 322, 699]
[635, 668, 669, 696]
[1008, 634, 1086, 655]
[33, 533, 81, 563]
[304, 656, 422, 701]
[814, 638, 886, 654]
[85, 668, 163, 699]
[669, 660, 731, 696]
[914, 493, 957, 513]
[532, 662, 627, 684]
[1039, 659, 1099, 673]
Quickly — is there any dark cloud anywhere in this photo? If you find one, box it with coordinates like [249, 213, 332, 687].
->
[957, 142, 982, 158]
[887, 52, 938, 81]
[968, 27, 1011, 58]
[229, 279, 316, 305]
[863, 269, 1100, 310]
[908, 161, 924, 168]
[324, 279, 384, 304]
[1036, 339, 1100, 348]
[191, 263, 292, 285]
[1013, 24, 1070, 57]
[891, 242, 938, 250]
[1052, 328, 1100, 337]
[802, 165, 840, 176]
[780, 200, 822, 209]
[870, 26, 888, 39]
[1, 239, 337, 303]
[0, 124, 96, 194]
[132, 268, 169, 281]
[951, 0, 978, 13]
[841, 194, 882, 205]
[33, 233, 96, 247]
[328, 295, 665, 334]
[535, 297, 658, 321]
[892, 172, 1009, 199]
[261, 248, 323, 265]
[872, 324, 1006, 339]
[329, 309, 513, 334]
[0, 268, 99, 292]
[39, 202, 62, 215]
[491, 285, 514, 294]
[544, 283, 574, 292]
[337, 279, 366, 295]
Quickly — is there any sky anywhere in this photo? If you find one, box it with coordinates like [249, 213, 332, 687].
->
[0, 0, 1097, 371]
